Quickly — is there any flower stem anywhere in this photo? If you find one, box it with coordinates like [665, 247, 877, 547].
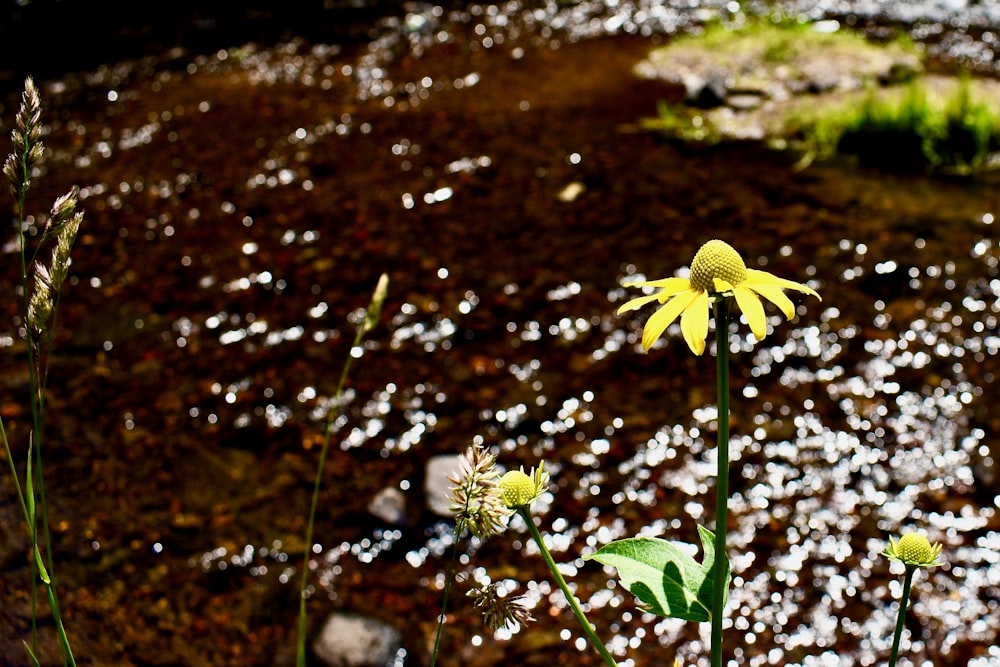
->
[888, 565, 917, 667]
[518, 507, 618, 667]
[710, 297, 732, 667]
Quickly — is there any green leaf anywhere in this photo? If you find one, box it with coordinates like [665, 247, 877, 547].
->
[34, 547, 50, 584]
[22, 640, 41, 667]
[584, 525, 730, 622]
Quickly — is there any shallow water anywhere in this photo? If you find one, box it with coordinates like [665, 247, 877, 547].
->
[1, 2, 999, 666]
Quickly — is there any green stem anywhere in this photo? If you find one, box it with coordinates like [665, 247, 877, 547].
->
[429, 538, 462, 667]
[1, 418, 30, 533]
[888, 565, 917, 667]
[518, 507, 618, 667]
[14, 133, 40, 657]
[16, 157, 71, 667]
[295, 269, 388, 666]
[7, 83, 76, 666]
[710, 297, 731, 667]
[45, 582, 74, 666]
[296, 328, 363, 667]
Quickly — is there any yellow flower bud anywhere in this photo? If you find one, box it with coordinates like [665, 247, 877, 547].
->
[883, 532, 943, 567]
[499, 470, 536, 508]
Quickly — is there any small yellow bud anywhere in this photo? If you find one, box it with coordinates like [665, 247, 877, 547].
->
[884, 532, 943, 567]
[896, 534, 935, 563]
[499, 470, 536, 508]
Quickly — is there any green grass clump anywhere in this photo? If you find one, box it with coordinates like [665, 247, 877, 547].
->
[800, 76, 1000, 172]
[931, 78, 1000, 169]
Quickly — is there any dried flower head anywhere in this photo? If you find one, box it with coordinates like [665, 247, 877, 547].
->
[884, 532, 943, 568]
[4, 77, 45, 198]
[498, 462, 549, 509]
[448, 445, 511, 538]
[360, 273, 389, 335]
[618, 239, 820, 355]
[27, 189, 83, 333]
[467, 582, 534, 631]
[27, 262, 53, 333]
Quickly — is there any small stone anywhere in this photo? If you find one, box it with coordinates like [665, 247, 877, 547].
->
[312, 613, 403, 667]
[685, 72, 729, 109]
[367, 487, 407, 525]
[425, 454, 462, 517]
[725, 91, 767, 111]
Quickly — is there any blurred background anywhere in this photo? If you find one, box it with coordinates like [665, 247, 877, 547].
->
[1, 1, 999, 666]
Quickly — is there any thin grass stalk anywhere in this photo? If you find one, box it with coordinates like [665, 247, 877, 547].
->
[22, 215, 76, 667]
[21, 642, 40, 667]
[518, 507, 618, 667]
[6, 76, 78, 666]
[15, 159, 70, 667]
[296, 274, 387, 667]
[429, 539, 462, 667]
[11, 107, 43, 655]
[1, 418, 30, 521]
[710, 297, 732, 667]
[295, 325, 365, 667]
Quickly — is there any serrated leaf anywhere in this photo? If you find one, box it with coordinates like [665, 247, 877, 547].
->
[585, 525, 730, 622]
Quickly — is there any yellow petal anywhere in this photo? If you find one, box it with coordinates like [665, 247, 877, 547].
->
[641, 290, 699, 351]
[680, 291, 710, 355]
[733, 286, 767, 340]
[713, 278, 735, 294]
[623, 276, 693, 300]
[617, 292, 663, 315]
[745, 282, 795, 319]
[744, 269, 820, 299]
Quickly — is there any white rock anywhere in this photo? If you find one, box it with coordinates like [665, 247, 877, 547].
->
[424, 454, 462, 517]
[368, 486, 406, 525]
[312, 613, 403, 667]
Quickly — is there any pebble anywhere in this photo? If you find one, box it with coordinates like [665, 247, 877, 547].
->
[367, 486, 407, 525]
[424, 454, 462, 517]
[312, 613, 404, 667]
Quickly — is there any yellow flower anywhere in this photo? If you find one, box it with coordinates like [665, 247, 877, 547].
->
[498, 463, 549, 509]
[883, 532, 943, 568]
[617, 239, 820, 355]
